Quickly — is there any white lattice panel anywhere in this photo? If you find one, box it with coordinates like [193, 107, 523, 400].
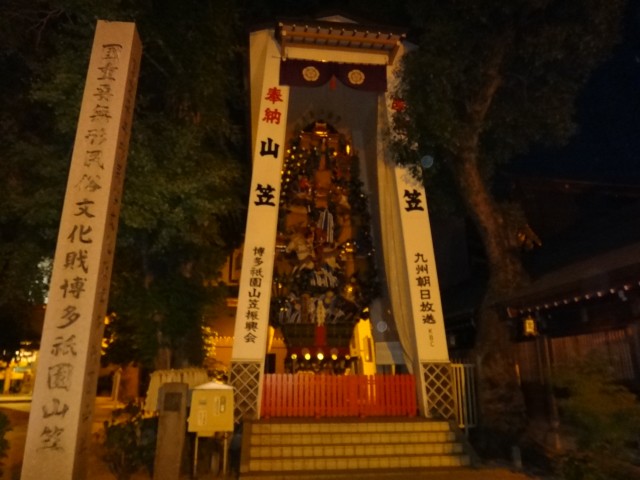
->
[422, 362, 456, 419]
[230, 361, 262, 421]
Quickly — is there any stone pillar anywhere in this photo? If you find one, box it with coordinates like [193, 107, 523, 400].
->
[21, 21, 141, 480]
[153, 383, 189, 480]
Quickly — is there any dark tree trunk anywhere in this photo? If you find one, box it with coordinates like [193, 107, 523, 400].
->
[450, 147, 529, 457]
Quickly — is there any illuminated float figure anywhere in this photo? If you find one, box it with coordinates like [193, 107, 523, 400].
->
[274, 121, 374, 375]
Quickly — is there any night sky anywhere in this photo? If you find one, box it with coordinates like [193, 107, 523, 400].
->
[513, 0, 640, 184]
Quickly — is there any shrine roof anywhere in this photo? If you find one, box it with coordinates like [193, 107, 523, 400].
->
[504, 242, 640, 317]
[275, 16, 406, 64]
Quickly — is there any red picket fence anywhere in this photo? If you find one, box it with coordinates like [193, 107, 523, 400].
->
[261, 374, 417, 418]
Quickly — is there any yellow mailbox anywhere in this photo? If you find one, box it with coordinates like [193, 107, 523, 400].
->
[188, 382, 235, 475]
[188, 381, 234, 436]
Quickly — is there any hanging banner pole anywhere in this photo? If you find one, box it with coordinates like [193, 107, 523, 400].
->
[229, 30, 289, 420]
[393, 166, 449, 363]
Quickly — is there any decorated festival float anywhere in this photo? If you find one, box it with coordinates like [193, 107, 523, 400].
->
[227, 12, 466, 418]
[222, 16, 477, 476]
[273, 120, 378, 376]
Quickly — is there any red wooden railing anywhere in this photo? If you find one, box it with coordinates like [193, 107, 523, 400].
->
[261, 374, 417, 418]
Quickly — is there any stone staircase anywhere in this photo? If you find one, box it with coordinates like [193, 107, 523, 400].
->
[238, 417, 474, 479]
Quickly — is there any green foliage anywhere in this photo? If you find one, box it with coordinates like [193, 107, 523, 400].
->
[0, 411, 10, 477]
[105, 266, 226, 368]
[0, 17, 68, 307]
[101, 402, 158, 480]
[391, 2, 626, 446]
[554, 356, 640, 450]
[0, 0, 247, 367]
[394, 0, 625, 211]
[553, 356, 640, 479]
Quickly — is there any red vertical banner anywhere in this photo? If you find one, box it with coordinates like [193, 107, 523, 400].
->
[409, 375, 417, 416]
[261, 375, 268, 417]
[285, 374, 293, 417]
[378, 375, 387, 415]
[348, 376, 358, 416]
[295, 374, 302, 417]
[328, 375, 337, 416]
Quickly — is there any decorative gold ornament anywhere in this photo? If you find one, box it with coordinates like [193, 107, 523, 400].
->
[302, 66, 320, 82]
[347, 69, 365, 85]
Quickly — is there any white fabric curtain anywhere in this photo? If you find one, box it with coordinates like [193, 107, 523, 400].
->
[375, 96, 417, 373]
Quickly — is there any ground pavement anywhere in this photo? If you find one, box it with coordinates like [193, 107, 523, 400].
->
[1, 395, 546, 480]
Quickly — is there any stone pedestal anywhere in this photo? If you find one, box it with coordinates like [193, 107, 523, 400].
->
[153, 383, 188, 480]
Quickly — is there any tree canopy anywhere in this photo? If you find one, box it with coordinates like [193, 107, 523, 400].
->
[0, 0, 249, 367]
[0, 0, 629, 414]
[392, 0, 626, 452]
[395, 0, 625, 295]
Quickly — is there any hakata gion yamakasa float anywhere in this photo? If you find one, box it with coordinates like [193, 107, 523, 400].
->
[229, 14, 456, 423]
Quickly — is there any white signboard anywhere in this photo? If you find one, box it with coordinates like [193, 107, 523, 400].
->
[394, 166, 450, 363]
[231, 36, 289, 361]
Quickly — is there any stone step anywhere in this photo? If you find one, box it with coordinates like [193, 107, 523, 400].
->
[250, 430, 457, 446]
[248, 453, 471, 472]
[240, 418, 474, 479]
[250, 440, 464, 459]
[238, 466, 533, 480]
[251, 419, 451, 435]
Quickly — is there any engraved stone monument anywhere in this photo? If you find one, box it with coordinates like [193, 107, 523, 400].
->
[21, 20, 141, 480]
